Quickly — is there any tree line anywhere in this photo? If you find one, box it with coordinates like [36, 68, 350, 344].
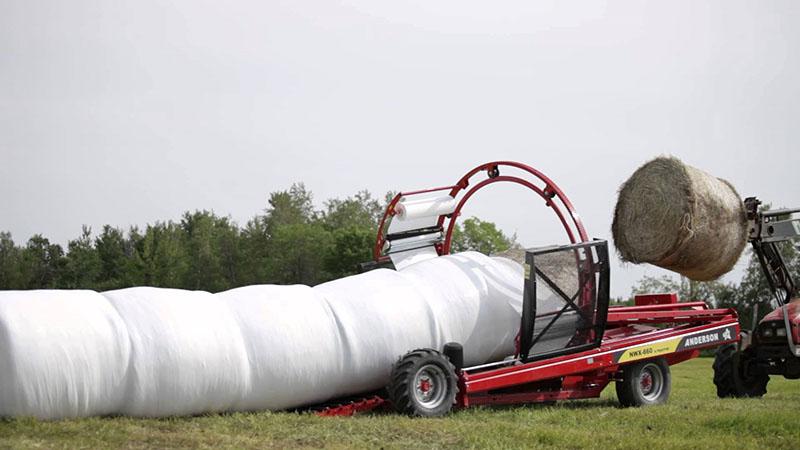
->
[2, 182, 792, 330]
[0, 184, 512, 293]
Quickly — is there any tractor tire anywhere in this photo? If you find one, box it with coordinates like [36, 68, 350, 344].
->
[712, 344, 768, 398]
[387, 349, 458, 417]
[615, 358, 672, 407]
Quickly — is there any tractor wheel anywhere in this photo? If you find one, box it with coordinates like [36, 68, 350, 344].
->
[616, 358, 672, 407]
[712, 344, 768, 398]
[387, 349, 458, 417]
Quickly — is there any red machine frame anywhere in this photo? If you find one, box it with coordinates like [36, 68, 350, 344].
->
[322, 161, 740, 416]
[374, 161, 588, 262]
[461, 302, 738, 407]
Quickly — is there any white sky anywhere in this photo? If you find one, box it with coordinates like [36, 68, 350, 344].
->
[1, 1, 798, 297]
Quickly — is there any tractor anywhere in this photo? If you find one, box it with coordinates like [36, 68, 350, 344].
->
[713, 197, 800, 397]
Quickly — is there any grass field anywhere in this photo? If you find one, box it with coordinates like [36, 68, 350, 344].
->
[1, 358, 797, 449]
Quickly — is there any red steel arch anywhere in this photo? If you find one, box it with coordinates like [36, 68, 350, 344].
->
[374, 161, 588, 262]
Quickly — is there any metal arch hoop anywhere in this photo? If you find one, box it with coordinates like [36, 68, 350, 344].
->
[441, 161, 589, 254]
[373, 161, 588, 261]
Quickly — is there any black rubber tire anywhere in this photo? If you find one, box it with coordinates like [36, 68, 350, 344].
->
[615, 358, 672, 407]
[712, 344, 769, 398]
[387, 349, 458, 417]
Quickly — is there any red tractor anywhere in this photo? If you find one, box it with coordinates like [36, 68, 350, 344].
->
[713, 198, 800, 397]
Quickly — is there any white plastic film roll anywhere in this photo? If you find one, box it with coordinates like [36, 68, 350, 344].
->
[395, 195, 456, 221]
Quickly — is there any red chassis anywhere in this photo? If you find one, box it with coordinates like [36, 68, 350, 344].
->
[316, 298, 739, 416]
[460, 298, 738, 407]
[317, 161, 740, 416]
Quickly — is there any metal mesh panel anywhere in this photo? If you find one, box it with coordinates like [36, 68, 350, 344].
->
[520, 241, 609, 361]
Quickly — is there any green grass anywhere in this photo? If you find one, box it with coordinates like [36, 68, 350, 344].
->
[1, 358, 797, 449]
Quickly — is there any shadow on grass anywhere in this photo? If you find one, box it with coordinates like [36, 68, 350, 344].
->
[0, 397, 621, 424]
[452, 398, 619, 414]
[322, 397, 622, 418]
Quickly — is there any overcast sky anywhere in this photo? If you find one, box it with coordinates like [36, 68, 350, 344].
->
[1, 1, 798, 297]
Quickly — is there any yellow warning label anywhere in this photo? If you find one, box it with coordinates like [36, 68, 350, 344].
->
[616, 338, 681, 363]
[524, 263, 531, 279]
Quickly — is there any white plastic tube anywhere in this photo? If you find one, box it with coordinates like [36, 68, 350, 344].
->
[0, 252, 523, 419]
[0, 290, 131, 419]
[103, 287, 251, 417]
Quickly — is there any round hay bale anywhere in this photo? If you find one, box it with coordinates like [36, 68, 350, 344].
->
[612, 157, 747, 281]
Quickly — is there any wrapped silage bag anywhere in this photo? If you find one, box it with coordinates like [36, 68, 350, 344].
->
[398, 253, 523, 363]
[216, 251, 523, 412]
[218, 284, 341, 411]
[0, 290, 130, 419]
[103, 287, 250, 417]
[0, 251, 523, 419]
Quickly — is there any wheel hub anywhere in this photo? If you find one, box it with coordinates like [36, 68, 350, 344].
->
[640, 372, 653, 394]
[413, 365, 448, 408]
[418, 378, 431, 394]
[638, 363, 664, 401]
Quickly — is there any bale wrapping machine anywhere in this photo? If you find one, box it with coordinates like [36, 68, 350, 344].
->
[319, 161, 740, 416]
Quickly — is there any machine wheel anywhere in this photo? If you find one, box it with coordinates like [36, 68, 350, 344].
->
[712, 344, 768, 398]
[616, 358, 671, 407]
[388, 349, 458, 417]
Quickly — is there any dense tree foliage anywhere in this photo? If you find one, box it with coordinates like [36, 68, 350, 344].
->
[450, 217, 513, 255]
[0, 186, 513, 292]
[5, 184, 792, 328]
[4, 184, 794, 328]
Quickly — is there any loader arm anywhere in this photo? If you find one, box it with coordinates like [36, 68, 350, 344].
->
[745, 197, 800, 355]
